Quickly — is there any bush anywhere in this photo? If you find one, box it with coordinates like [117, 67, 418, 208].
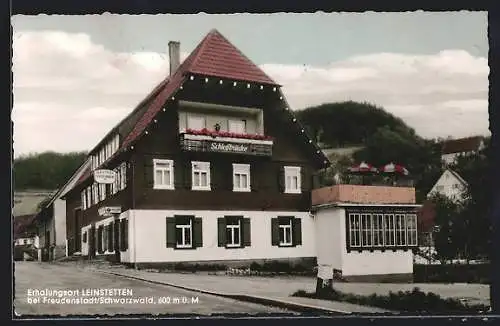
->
[291, 287, 489, 313]
[413, 264, 490, 283]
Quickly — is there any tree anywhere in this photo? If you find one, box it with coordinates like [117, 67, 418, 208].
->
[428, 193, 463, 263]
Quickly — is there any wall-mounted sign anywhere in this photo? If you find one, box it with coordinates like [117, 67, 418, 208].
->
[98, 206, 122, 217]
[209, 142, 249, 153]
[93, 169, 116, 184]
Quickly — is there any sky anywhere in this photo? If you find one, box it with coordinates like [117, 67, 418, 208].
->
[12, 12, 489, 158]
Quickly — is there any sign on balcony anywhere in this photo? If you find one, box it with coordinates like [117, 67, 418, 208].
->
[93, 169, 116, 184]
[98, 206, 122, 217]
[180, 134, 272, 156]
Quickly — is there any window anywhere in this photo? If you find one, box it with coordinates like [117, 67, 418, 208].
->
[23, 239, 27, 245]
[233, 163, 250, 192]
[225, 217, 241, 247]
[228, 119, 246, 134]
[81, 191, 87, 210]
[372, 214, 384, 246]
[349, 213, 361, 247]
[97, 226, 103, 253]
[406, 214, 418, 246]
[279, 217, 293, 246]
[114, 167, 120, 194]
[361, 214, 373, 247]
[86, 187, 91, 208]
[187, 115, 206, 130]
[191, 161, 210, 191]
[99, 183, 106, 201]
[92, 183, 98, 205]
[384, 214, 395, 246]
[271, 217, 302, 247]
[395, 214, 406, 246]
[153, 159, 174, 190]
[346, 212, 418, 251]
[120, 163, 127, 190]
[284, 166, 301, 194]
[167, 216, 203, 249]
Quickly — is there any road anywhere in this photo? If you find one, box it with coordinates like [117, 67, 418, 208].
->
[14, 262, 296, 316]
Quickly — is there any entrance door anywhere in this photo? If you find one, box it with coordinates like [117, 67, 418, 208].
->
[74, 209, 82, 252]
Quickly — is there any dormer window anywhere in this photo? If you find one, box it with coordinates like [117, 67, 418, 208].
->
[187, 115, 206, 131]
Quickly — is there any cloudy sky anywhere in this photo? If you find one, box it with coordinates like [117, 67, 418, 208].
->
[12, 12, 489, 158]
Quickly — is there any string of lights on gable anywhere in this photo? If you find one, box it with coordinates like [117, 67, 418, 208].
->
[129, 74, 331, 168]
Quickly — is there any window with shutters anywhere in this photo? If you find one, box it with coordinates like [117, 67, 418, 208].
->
[97, 226, 103, 253]
[217, 216, 250, 248]
[166, 216, 203, 249]
[191, 161, 211, 191]
[153, 159, 174, 190]
[279, 217, 293, 246]
[225, 217, 241, 247]
[232, 163, 250, 192]
[284, 166, 301, 194]
[81, 191, 87, 210]
[102, 225, 108, 252]
[92, 183, 98, 205]
[176, 219, 192, 248]
[271, 217, 301, 247]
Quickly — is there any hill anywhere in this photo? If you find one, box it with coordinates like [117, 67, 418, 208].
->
[295, 101, 418, 148]
[13, 151, 87, 191]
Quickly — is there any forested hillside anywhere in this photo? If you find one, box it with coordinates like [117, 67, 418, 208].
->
[13, 151, 87, 191]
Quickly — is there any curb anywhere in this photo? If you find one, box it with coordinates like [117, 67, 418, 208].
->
[96, 269, 351, 315]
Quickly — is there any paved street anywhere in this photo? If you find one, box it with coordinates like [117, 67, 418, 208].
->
[14, 262, 295, 316]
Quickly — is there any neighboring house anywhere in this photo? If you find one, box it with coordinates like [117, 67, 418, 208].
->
[441, 136, 485, 166]
[13, 214, 39, 261]
[32, 159, 91, 261]
[61, 29, 329, 268]
[13, 190, 55, 217]
[427, 169, 467, 202]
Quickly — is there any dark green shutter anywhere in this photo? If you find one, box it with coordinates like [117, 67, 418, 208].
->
[217, 217, 226, 247]
[108, 222, 114, 252]
[271, 218, 279, 246]
[300, 167, 306, 191]
[97, 226, 103, 253]
[278, 166, 285, 192]
[193, 218, 203, 248]
[119, 220, 124, 251]
[166, 217, 176, 248]
[293, 218, 302, 246]
[242, 218, 251, 247]
[103, 225, 108, 252]
[114, 221, 120, 251]
[147, 159, 154, 188]
[250, 163, 258, 192]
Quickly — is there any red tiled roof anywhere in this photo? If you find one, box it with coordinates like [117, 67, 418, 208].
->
[69, 29, 329, 194]
[187, 29, 277, 85]
[121, 29, 278, 149]
[442, 136, 483, 155]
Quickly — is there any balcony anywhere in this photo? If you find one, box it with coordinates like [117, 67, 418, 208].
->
[179, 129, 273, 157]
[312, 184, 417, 207]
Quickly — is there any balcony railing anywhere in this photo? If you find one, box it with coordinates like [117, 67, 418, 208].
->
[179, 131, 273, 157]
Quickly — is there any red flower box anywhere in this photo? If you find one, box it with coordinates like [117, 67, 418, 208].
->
[184, 128, 273, 141]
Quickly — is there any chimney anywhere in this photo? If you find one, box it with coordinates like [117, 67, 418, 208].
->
[168, 41, 181, 76]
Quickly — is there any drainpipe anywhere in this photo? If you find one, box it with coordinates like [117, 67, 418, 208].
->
[131, 157, 137, 269]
